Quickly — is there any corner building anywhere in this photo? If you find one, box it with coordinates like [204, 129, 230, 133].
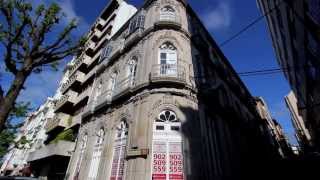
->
[66, 0, 278, 179]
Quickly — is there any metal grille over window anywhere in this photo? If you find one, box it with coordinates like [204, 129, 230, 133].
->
[88, 129, 105, 180]
[128, 14, 145, 34]
[100, 45, 113, 63]
[152, 110, 184, 180]
[73, 134, 88, 180]
[110, 121, 128, 180]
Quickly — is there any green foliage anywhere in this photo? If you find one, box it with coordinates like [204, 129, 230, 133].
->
[15, 135, 31, 149]
[0, 0, 86, 133]
[0, 129, 15, 160]
[50, 129, 74, 144]
[0, 102, 31, 159]
[9, 102, 31, 120]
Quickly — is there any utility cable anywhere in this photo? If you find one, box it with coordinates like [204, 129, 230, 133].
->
[219, 0, 285, 47]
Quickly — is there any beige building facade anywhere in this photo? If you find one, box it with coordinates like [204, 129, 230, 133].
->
[285, 91, 312, 152]
[62, 0, 281, 179]
[25, 1, 137, 179]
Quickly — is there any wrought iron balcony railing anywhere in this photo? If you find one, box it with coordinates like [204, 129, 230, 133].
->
[150, 64, 186, 83]
[125, 27, 144, 47]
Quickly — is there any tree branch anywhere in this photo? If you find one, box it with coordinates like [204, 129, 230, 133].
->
[0, 84, 3, 100]
[4, 46, 18, 75]
[33, 45, 80, 67]
[42, 20, 77, 53]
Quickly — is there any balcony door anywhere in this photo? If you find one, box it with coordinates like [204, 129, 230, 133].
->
[159, 42, 177, 76]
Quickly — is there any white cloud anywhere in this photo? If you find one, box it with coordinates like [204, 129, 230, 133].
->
[56, 0, 90, 34]
[201, 1, 232, 30]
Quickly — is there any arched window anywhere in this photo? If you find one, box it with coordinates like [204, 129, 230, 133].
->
[110, 121, 128, 180]
[160, 6, 176, 21]
[126, 57, 137, 86]
[159, 42, 177, 75]
[152, 110, 184, 180]
[88, 129, 105, 180]
[73, 134, 88, 180]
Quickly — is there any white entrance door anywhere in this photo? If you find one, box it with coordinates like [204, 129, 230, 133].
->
[152, 110, 184, 180]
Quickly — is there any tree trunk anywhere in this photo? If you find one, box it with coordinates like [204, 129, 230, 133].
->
[0, 70, 30, 132]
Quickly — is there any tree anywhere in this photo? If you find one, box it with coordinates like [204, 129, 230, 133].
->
[0, 129, 15, 160]
[0, 0, 86, 133]
[0, 101, 31, 161]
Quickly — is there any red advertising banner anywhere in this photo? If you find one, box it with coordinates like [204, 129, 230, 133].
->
[152, 141, 184, 180]
[110, 144, 125, 180]
[169, 142, 183, 180]
[152, 141, 167, 180]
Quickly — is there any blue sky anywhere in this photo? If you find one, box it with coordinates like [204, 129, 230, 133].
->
[0, 0, 296, 144]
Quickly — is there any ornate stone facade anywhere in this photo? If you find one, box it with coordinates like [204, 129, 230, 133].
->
[64, 0, 280, 179]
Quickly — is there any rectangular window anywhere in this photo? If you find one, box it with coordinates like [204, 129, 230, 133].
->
[160, 53, 167, 64]
[171, 126, 180, 131]
[157, 126, 165, 130]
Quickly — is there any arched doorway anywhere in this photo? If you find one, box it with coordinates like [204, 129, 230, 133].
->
[152, 110, 184, 180]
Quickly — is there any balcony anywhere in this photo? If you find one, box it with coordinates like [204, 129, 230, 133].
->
[69, 54, 92, 76]
[155, 14, 181, 29]
[27, 140, 75, 162]
[125, 27, 144, 47]
[96, 18, 107, 30]
[54, 90, 78, 113]
[45, 113, 71, 133]
[150, 64, 186, 84]
[113, 76, 134, 98]
[70, 113, 81, 128]
[94, 90, 112, 111]
[74, 86, 91, 106]
[85, 40, 96, 56]
[61, 71, 85, 94]
[90, 29, 103, 42]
